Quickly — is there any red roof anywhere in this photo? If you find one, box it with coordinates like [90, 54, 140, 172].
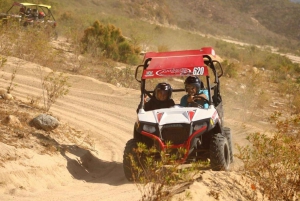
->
[141, 47, 215, 79]
[143, 47, 216, 60]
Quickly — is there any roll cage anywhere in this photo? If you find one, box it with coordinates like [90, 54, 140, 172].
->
[5, 2, 56, 21]
[135, 47, 224, 111]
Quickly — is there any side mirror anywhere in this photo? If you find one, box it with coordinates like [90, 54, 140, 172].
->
[135, 65, 144, 83]
[212, 60, 223, 78]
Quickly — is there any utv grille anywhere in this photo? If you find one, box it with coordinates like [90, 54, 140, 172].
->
[161, 124, 190, 145]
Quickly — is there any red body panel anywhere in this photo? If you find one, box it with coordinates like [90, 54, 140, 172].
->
[142, 55, 208, 79]
[144, 47, 215, 60]
[141, 47, 215, 79]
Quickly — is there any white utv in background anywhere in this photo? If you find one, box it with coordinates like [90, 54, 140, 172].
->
[123, 47, 233, 181]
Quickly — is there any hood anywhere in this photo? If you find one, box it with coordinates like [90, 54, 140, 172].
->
[138, 106, 217, 125]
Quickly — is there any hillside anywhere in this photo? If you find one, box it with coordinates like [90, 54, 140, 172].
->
[50, 0, 300, 54]
[1, 0, 299, 53]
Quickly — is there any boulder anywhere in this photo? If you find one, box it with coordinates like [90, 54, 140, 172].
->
[3, 93, 13, 100]
[29, 114, 59, 131]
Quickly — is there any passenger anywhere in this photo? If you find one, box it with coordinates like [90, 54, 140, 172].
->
[137, 82, 175, 112]
[180, 76, 209, 108]
[19, 6, 26, 16]
[38, 11, 45, 20]
[25, 8, 32, 17]
[32, 9, 39, 20]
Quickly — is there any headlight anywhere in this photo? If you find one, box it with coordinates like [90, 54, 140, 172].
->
[143, 125, 156, 133]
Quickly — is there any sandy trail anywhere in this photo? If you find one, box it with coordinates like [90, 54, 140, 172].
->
[0, 57, 263, 201]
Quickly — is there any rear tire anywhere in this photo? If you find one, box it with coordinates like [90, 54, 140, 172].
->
[210, 133, 230, 171]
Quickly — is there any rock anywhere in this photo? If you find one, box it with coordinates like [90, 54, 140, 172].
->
[29, 114, 59, 131]
[252, 67, 259, 74]
[3, 93, 13, 100]
[1, 115, 22, 128]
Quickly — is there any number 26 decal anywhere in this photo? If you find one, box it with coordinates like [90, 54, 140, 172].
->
[193, 67, 205, 75]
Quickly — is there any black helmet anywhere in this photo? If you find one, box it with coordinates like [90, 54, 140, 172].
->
[154, 82, 172, 101]
[26, 8, 32, 14]
[184, 76, 204, 92]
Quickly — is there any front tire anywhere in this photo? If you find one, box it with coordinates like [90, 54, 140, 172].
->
[210, 133, 230, 171]
[224, 127, 233, 163]
[123, 138, 144, 181]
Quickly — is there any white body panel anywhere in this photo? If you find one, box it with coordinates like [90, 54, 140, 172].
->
[138, 105, 218, 125]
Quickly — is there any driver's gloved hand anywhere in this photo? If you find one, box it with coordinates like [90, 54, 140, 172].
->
[193, 94, 208, 101]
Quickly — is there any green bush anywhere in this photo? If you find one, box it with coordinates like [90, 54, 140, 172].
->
[236, 112, 300, 200]
[126, 142, 209, 200]
[81, 20, 140, 64]
[221, 60, 238, 78]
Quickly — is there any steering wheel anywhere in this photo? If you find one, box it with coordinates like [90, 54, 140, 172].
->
[188, 96, 209, 108]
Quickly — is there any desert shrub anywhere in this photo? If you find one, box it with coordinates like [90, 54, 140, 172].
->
[293, 94, 300, 115]
[0, 55, 7, 67]
[81, 20, 141, 64]
[291, 84, 300, 114]
[276, 80, 300, 114]
[221, 60, 239, 78]
[41, 71, 71, 112]
[295, 64, 300, 74]
[59, 11, 74, 22]
[256, 91, 270, 109]
[236, 112, 300, 200]
[126, 142, 209, 201]
[215, 40, 300, 78]
[6, 66, 18, 94]
[0, 26, 56, 67]
[105, 67, 139, 89]
[215, 41, 240, 60]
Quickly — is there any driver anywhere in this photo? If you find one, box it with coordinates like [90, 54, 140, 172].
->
[137, 82, 175, 112]
[180, 76, 209, 108]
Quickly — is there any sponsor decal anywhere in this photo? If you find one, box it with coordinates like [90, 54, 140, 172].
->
[144, 71, 154, 77]
[156, 68, 192, 76]
[212, 111, 219, 123]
